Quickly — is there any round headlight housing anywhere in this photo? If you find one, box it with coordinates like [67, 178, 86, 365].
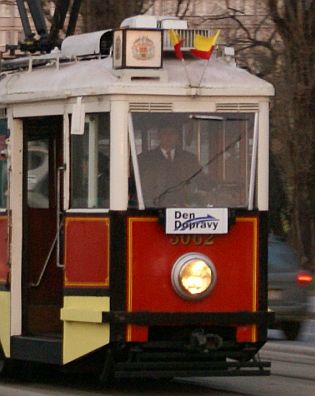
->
[171, 253, 217, 300]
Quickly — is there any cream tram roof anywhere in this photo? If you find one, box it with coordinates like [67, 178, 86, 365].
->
[0, 53, 274, 105]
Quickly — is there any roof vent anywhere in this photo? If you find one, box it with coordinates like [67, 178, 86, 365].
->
[216, 103, 259, 112]
[163, 28, 215, 51]
[129, 102, 173, 112]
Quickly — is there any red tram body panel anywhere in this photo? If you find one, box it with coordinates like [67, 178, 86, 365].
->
[64, 217, 110, 288]
[127, 215, 259, 343]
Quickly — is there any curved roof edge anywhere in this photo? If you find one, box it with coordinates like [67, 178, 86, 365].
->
[0, 57, 275, 104]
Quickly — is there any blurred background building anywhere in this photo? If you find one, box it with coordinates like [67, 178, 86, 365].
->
[0, 0, 22, 53]
[0, 1, 270, 54]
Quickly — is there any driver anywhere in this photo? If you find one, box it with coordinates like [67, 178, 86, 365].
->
[138, 126, 208, 207]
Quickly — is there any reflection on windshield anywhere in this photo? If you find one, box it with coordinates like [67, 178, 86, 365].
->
[27, 140, 49, 208]
[129, 112, 255, 209]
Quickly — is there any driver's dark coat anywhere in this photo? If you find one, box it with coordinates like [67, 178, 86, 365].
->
[138, 147, 205, 207]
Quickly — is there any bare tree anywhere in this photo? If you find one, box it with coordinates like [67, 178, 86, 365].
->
[174, 0, 192, 17]
[222, 1, 315, 270]
[39, 0, 153, 41]
[267, 0, 315, 269]
[80, 0, 154, 32]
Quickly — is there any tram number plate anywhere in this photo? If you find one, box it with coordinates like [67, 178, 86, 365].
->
[166, 208, 228, 234]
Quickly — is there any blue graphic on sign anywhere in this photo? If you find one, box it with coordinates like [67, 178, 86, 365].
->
[174, 213, 219, 231]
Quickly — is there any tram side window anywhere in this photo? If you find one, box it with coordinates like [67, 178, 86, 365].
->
[0, 119, 8, 209]
[71, 113, 110, 209]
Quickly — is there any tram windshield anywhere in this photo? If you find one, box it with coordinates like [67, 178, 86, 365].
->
[129, 112, 256, 209]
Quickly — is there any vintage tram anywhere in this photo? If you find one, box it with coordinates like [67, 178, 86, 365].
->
[0, 15, 274, 380]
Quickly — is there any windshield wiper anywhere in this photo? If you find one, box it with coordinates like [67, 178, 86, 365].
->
[154, 134, 241, 206]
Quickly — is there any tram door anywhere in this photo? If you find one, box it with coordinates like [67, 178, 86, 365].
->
[23, 117, 63, 336]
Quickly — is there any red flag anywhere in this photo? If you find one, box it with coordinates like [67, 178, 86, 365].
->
[169, 29, 184, 60]
[191, 46, 215, 60]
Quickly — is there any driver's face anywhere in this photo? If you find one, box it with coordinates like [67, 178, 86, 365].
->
[159, 128, 179, 151]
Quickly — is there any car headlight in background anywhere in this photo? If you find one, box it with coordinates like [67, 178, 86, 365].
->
[171, 253, 217, 300]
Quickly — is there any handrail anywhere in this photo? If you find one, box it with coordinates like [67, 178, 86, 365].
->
[56, 165, 65, 268]
[30, 164, 65, 287]
[29, 225, 61, 287]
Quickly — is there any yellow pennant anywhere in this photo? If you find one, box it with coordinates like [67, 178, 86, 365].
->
[193, 30, 220, 51]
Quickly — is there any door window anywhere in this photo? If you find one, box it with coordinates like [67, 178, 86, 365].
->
[71, 113, 110, 208]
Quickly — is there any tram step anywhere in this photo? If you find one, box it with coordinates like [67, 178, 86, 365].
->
[114, 360, 271, 378]
[112, 348, 271, 378]
[11, 335, 62, 365]
[115, 359, 270, 369]
[135, 350, 250, 362]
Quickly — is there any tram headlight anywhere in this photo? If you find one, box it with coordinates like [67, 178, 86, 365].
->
[171, 253, 217, 300]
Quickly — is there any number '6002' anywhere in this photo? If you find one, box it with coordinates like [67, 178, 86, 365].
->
[169, 235, 214, 246]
